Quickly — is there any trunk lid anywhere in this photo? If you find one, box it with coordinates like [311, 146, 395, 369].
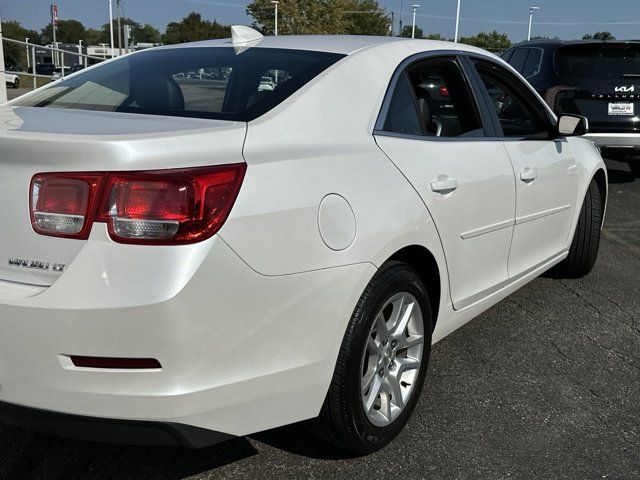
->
[553, 43, 640, 132]
[0, 106, 246, 286]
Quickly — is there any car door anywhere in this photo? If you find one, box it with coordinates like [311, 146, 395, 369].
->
[374, 55, 516, 310]
[469, 59, 579, 278]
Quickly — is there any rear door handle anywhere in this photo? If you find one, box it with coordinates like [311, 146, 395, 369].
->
[430, 176, 459, 194]
[520, 168, 538, 183]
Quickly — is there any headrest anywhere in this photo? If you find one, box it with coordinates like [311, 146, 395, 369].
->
[135, 75, 185, 111]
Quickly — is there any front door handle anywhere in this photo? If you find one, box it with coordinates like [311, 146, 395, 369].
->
[520, 168, 538, 183]
[430, 176, 459, 194]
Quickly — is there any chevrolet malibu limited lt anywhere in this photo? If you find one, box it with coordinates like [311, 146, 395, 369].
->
[0, 27, 606, 454]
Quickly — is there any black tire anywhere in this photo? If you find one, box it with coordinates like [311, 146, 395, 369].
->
[12, 79, 20, 89]
[551, 179, 602, 278]
[307, 262, 432, 454]
[630, 160, 640, 178]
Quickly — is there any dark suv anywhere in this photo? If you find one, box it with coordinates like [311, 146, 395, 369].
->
[503, 40, 640, 176]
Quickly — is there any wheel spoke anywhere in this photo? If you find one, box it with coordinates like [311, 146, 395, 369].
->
[399, 333, 424, 350]
[387, 372, 405, 410]
[367, 336, 382, 357]
[380, 384, 392, 421]
[375, 312, 389, 338]
[361, 367, 376, 394]
[364, 374, 383, 412]
[389, 295, 406, 330]
[396, 356, 421, 375]
[392, 300, 415, 338]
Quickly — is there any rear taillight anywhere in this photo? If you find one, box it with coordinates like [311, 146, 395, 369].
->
[30, 164, 246, 245]
[30, 173, 103, 239]
[543, 85, 577, 111]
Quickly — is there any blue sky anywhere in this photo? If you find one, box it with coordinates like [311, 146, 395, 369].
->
[1, 0, 640, 42]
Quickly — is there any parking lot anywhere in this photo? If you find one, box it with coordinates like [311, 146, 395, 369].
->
[0, 152, 636, 479]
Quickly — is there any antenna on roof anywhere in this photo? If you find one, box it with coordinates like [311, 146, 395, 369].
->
[231, 26, 264, 45]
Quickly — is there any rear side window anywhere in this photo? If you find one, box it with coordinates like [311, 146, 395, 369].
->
[383, 74, 423, 136]
[382, 57, 484, 138]
[522, 48, 543, 78]
[556, 44, 640, 80]
[508, 48, 528, 73]
[14, 47, 345, 121]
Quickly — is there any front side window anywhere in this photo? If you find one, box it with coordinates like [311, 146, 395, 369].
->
[473, 60, 549, 138]
[382, 57, 485, 138]
[14, 47, 345, 122]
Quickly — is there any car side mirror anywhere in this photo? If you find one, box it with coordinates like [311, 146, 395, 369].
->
[557, 114, 589, 137]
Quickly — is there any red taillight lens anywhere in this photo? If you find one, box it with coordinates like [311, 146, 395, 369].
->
[30, 164, 246, 245]
[30, 174, 103, 239]
[439, 86, 450, 97]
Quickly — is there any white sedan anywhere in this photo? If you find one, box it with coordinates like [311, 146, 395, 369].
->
[0, 27, 606, 453]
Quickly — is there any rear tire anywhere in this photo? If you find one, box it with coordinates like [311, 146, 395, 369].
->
[307, 262, 432, 455]
[12, 78, 20, 89]
[551, 179, 602, 278]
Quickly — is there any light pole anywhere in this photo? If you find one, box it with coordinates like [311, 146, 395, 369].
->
[25, 37, 31, 69]
[50, 1, 58, 66]
[108, 0, 115, 58]
[271, 1, 279, 36]
[399, 0, 404, 36]
[527, 6, 540, 41]
[411, 4, 420, 39]
[454, 0, 461, 42]
[77, 39, 83, 67]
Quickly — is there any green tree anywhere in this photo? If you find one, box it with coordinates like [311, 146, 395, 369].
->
[92, 18, 162, 46]
[41, 19, 86, 44]
[136, 24, 162, 44]
[459, 30, 511, 51]
[1, 20, 41, 68]
[343, 0, 390, 36]
[583, 31, 616, 41]
[162, 12, 228, 44]
[400, 27, 446, 40]
[400, 25, 424, 38]
[247, 0, 389, 35]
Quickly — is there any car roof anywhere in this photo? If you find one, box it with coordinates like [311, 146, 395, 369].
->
[156, 34, 490, 56]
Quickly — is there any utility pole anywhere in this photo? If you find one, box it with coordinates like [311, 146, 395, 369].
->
[454, 0, 461, 42]
[50, 1, 58, 66]
[411, 4, 420, 39]
[399, 0, 404, 36]
[390, 12, 395, 36]
[0, 17, 7, 103]
[528, 6, 540, 41]
[108, 0, 115, 58]
[117, 0, 122, 56]
[271, 1, 279, 35]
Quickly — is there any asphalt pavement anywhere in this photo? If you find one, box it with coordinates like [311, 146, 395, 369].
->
[0, 156, 638, 480]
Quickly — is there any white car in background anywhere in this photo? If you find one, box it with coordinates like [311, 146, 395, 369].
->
[4, 72, 20, 89]
[0, 27, 606, 454]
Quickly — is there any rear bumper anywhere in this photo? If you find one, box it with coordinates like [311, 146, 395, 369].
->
[584, 132, 640, 149]
[0, 227, 374, 443]
[0, 400, 234, 448]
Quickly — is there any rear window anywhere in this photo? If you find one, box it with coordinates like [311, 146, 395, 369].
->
[14, 47, 345, 121]
[556, 44, 640, 80]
